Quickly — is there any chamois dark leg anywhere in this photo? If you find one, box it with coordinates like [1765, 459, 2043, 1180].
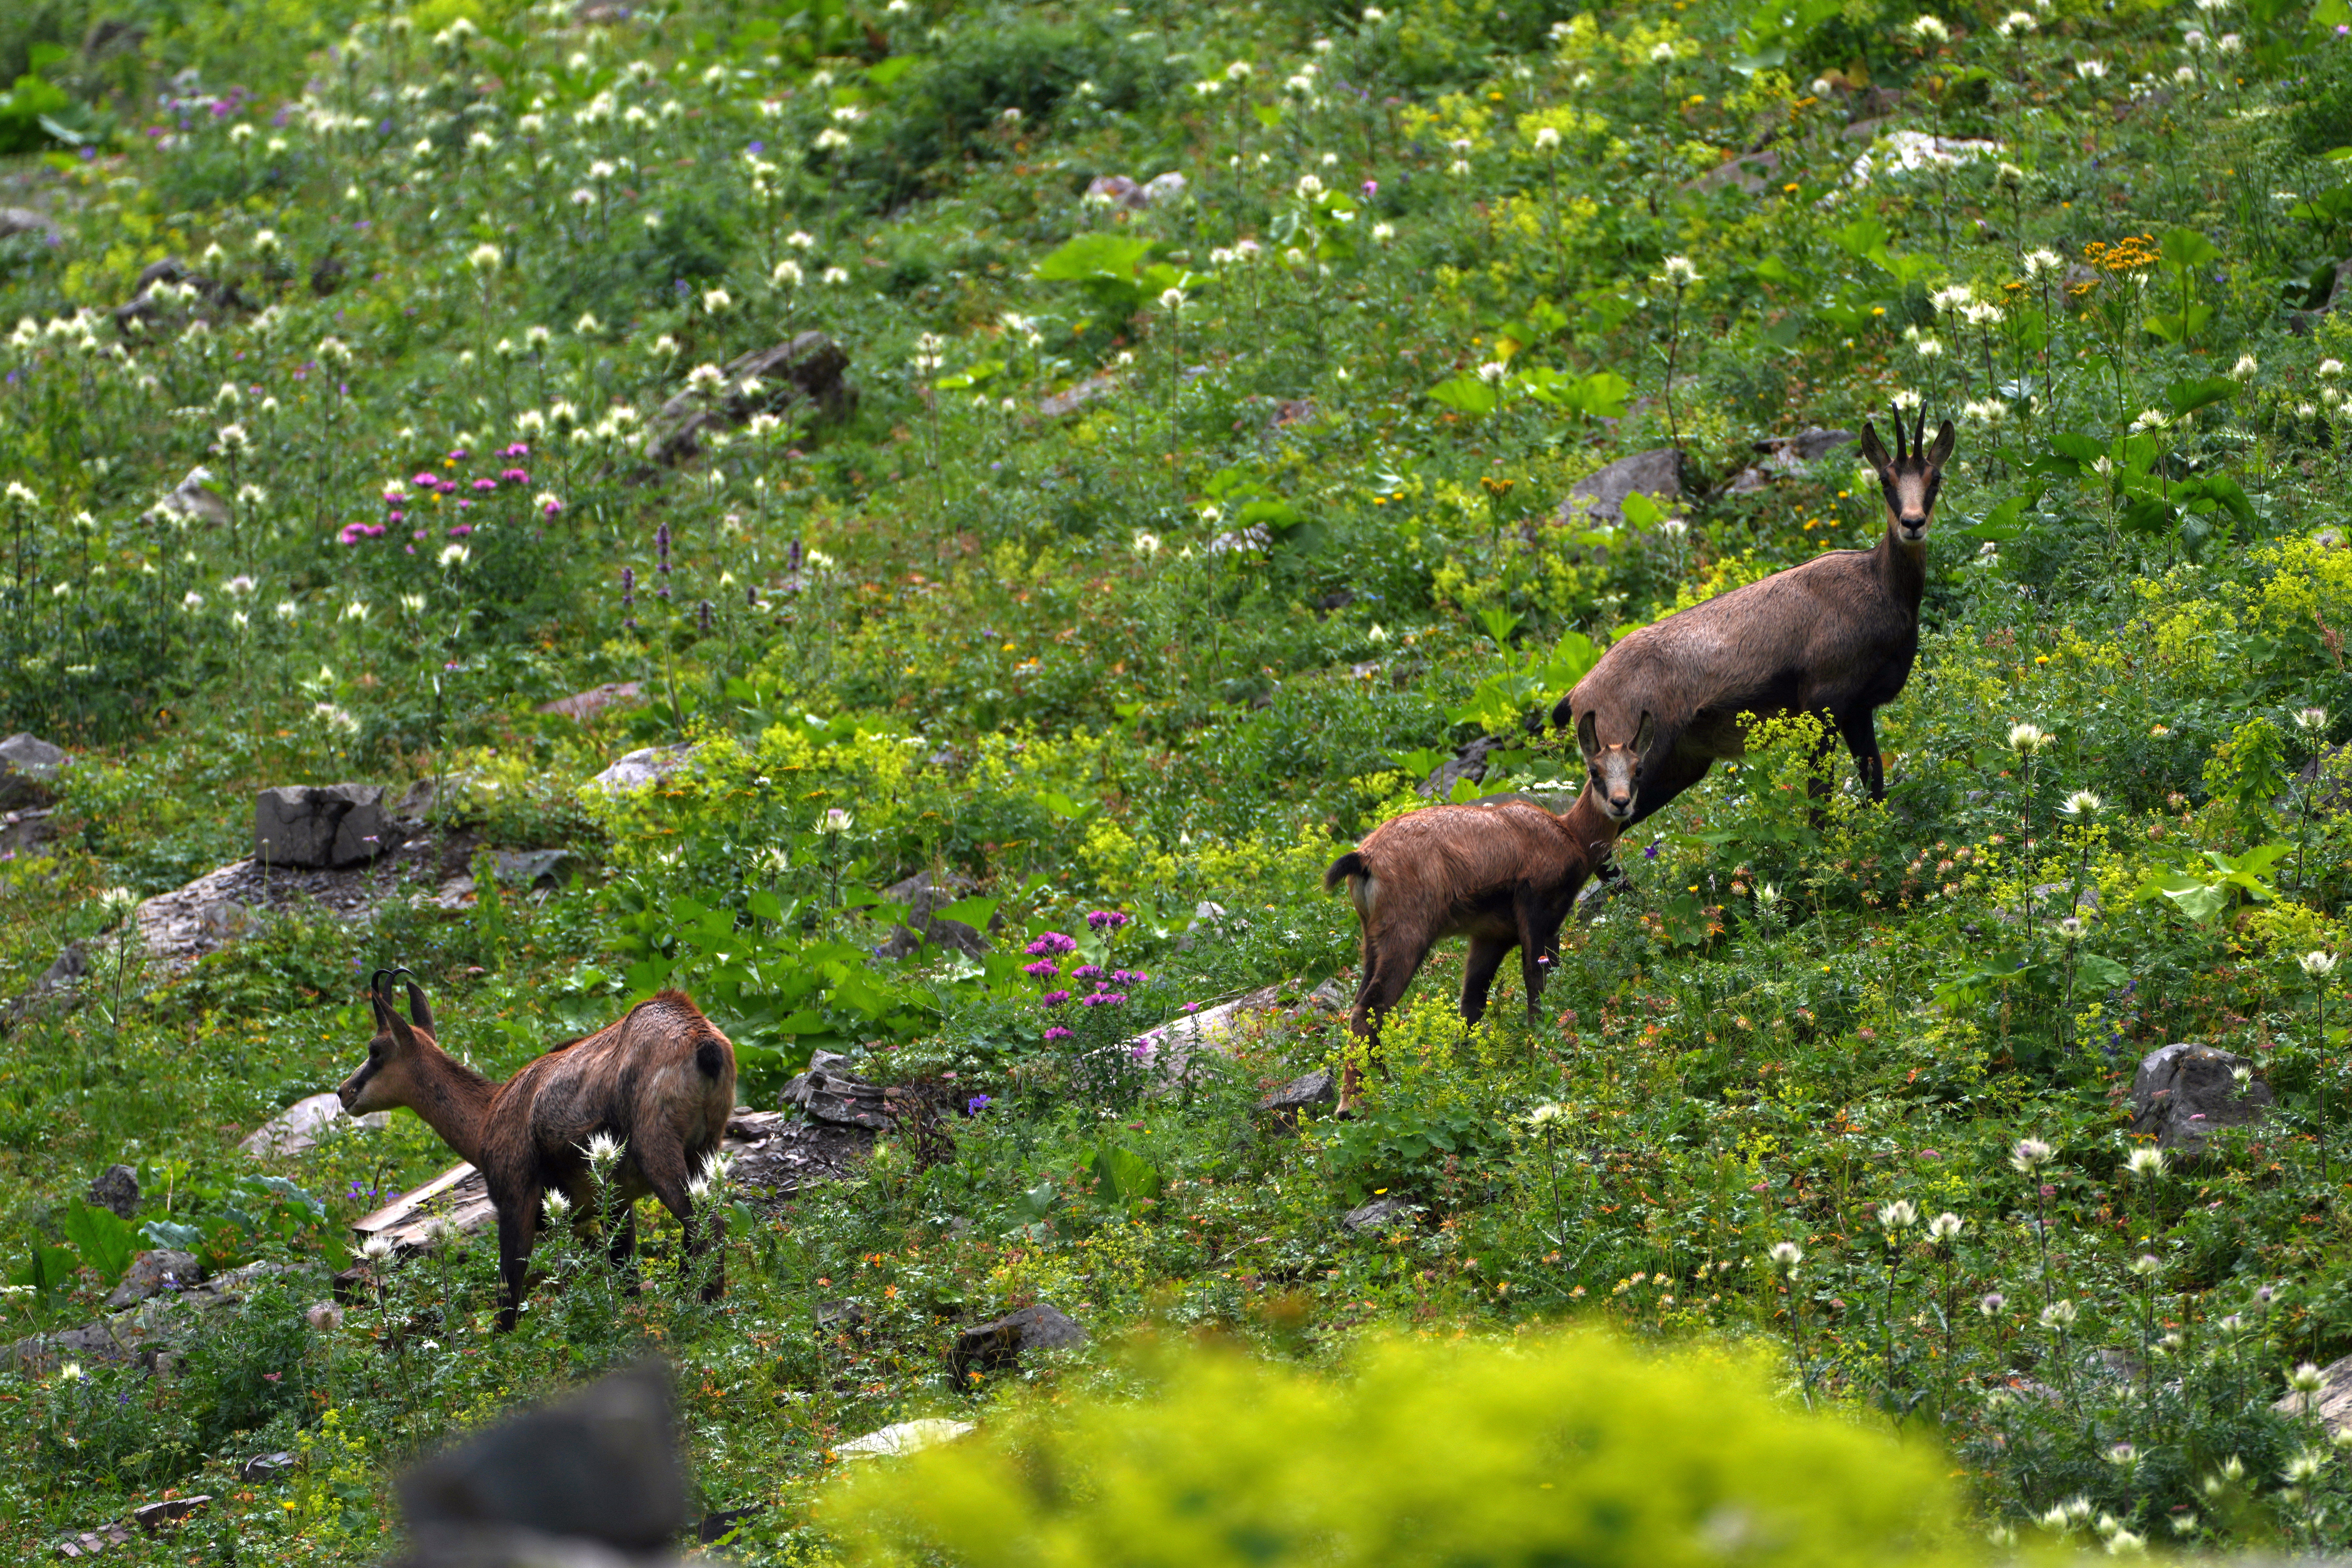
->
[606, 1201, 641, 1296]
[637, 1137, 724, 1303]
[1343, 925, 1429, 1111]
[1460, 933, 1513, 1025]
[1803, 721, 1844, 827]
[1837, 707, 1885, 801]
[1514, 902, 1550, 1024]
[492, 1182, 542, 1333]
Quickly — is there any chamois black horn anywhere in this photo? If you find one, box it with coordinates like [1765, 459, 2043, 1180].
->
[1912, 403, 1928, 455]
[1890, 402, 1908, 463]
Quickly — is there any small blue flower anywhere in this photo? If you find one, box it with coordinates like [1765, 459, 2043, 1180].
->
[966, 1094, 992, 1115]
[1643, 842, 1660, 861]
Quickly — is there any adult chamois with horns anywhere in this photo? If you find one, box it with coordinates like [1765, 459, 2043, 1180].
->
[1320, 719, 1646, 1110]
[1556, 406, 1955, 826]
[336, 969, 737, 1330]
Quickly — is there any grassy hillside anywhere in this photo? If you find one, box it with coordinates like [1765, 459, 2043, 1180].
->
[4, 0, 2352, 1557]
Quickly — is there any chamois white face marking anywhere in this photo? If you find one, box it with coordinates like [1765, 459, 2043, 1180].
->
[1575, 710, 1654, 823]
[1863, 409, 1954, 547]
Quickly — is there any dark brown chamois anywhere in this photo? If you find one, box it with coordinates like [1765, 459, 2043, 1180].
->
[337, 970, 736, 1330]
[1323, 776, 1632, 1110]
[1554, 406, 1955, 826]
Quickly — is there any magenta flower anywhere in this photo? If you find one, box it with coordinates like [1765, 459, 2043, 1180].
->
[412, 471, 437, 487]
[501, 442, 530, 458]
[1071, 964, 1105, 981]
[1043, 1026, 1072, 1041]
[1024, 932, 1078, 956]
[337, 522, 369, 544]
[1040, 989, 1072, 1007]
[1020, 958, 1060, 980]
[1080, 990, 1128, 1007]
[1084, 910, 1130, 931]
[447, 523, 474, 538]
[471, 477, 497, 493]
[387, 509, 405, 525]
[500, 468, 529, 484]
[1361, 179, 1378, 199]
[1129, 1040, 1157, 1060]
[540, 497, 564, 517]
[447, 448, 469, 461]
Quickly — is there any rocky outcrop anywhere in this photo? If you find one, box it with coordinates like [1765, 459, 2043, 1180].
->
[2129, 1043, 2274, 1159]
[0, 732, 66, 810]
[254, 784, 394, 869]
[642, 332, 856, 466]
[948, 1302, 1085, 1376]
[1557, 448, 1684, 528]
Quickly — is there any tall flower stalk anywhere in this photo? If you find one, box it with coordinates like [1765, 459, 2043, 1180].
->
[1768, 1241, 1815, 1410]
[1877, 1200, 1917, 1402]
[2301, 950, 2338, 1186]
[1657, 255, 1698, 453]
[2011, 1136, 2057, 1309]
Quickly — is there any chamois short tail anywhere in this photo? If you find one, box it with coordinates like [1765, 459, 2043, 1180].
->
[1324, 851, 1368, 894]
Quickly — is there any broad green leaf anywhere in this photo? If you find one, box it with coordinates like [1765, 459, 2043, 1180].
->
[62, 1199, 136, 1285]
[1428, 375, 1502, 416]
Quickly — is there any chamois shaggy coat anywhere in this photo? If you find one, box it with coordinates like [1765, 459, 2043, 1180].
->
[1556, 409, 1956, 824]
[337, 973, 736, 1330]
[1324, 788, 1627, 1087]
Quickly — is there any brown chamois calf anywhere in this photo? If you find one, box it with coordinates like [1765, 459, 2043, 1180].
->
[1555, 406, 1955, 827]
[1323, 768, 1634, 1110]
[337, 970, 736, 1330]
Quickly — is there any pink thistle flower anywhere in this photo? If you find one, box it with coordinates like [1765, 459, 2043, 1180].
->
[471, 477, 497, 493]
[1044, 1026, 1073, 1041]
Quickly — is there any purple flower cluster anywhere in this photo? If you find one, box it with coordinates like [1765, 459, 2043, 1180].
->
[1084, 909, 1131, 931]
[1021, 958, 1060, 980]
[1024, 931, 1079, 956]
[338, 520, 387, 544]
[1044, 1026, 1072, 1041]
[1079, 990, 1128, 1007]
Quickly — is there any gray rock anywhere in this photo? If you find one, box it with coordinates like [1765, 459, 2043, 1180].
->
[814, 1298, 866, 1330]
[2280, 742, 2352, 817]
[0, 732, 66, 810]
[241, 1091, 377, 1158]
[642, 332, 856, 466]
[3, 1319, 134, 1372]
[253, 784, 392, 869]
[535, 682, 644, 722]
[114, 257, 251, 332]
[1343, 1196, 1413, 1234]
[88, 1164, 140, 1220]
[1260, 1068, 1336, 1129]
[1682, 145, 1781, 195]
[1305, 976, 1351, 1013]
[1039, 372, 1117, 417]
[2129, 1043, 2274, 1159]
[1557, 448, 1685, 528]
[1757, 427, 1858, 469]
[134, 1496, 211, 1532]
[871, 869, 990, 958]
[1084, 174, 1147, 210]
[948, 1302, 1085, 1375]
[397, 1360, 685, 1551]
[2276, 1350, 2352, 1435]
[585, 744, 696, 796]
[34, 941, 87, 994]
[104, 1250, 200, 1309]
[1419, 735, 1513, 797]
[1142, 172, 1188, 205]
[0, 805, 57, 857]
[0, 208, 62, 244]
[781, 1063, 891, 1129]
[242, 1451, 296, 1482]
[491, 849, 572, 889]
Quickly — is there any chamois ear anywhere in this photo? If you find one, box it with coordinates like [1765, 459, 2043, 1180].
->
[1633, 710, 1657, 755]
[390, 966, 433, 1033]
[1923, 418, 1956, 472]
[1857, 421, 1891, 474]
[1574, 708, 1599, 757]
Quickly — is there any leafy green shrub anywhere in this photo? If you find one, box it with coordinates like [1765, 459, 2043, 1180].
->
[830, 1330, 1967, 1567]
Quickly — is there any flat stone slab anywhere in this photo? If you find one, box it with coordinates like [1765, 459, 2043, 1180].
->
[2275, 1351, 2352, 1435]
[241, 1092, 388, 1159]
[836, 1418, 976, 1459]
